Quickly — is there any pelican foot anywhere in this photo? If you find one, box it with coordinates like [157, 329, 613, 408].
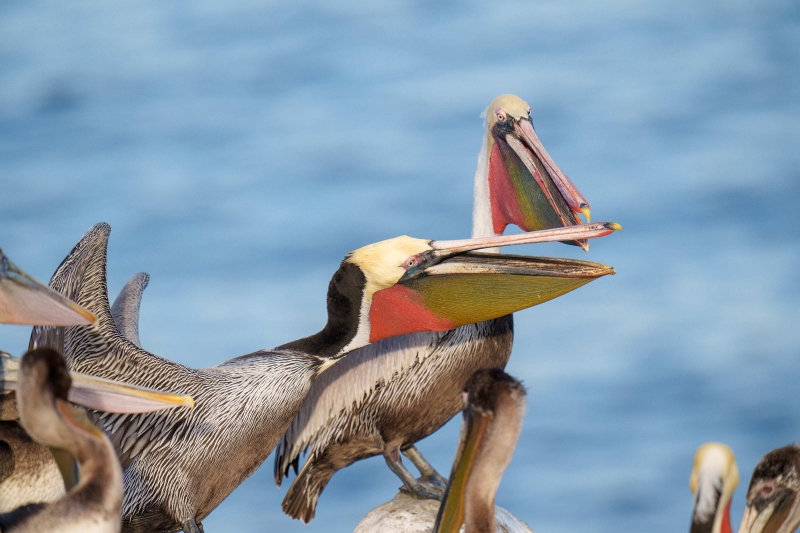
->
[399, 479, 445, 501]
[401, 445, 447, 487]
[420, 472, 447, 491]
[385, 451, 444, 501]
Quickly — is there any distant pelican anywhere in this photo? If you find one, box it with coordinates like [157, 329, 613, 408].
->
[354, 368, 533, 533]
[32, 221, 617, 533]
[738, 443, 800, 533]
[690, 443, 739, 533]
[0, 348, 191, 532]
[276, 94, 600, 522]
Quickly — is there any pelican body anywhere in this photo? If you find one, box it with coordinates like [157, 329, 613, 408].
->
[739, 443, 800, 533]
[31, 222, 616, 532]
[276, 94, 597, 522]
[690, 443, 739, 533]
[0, 348, 123, 532]
[0, 348, 192, 533]
[354, 368, 534, 533]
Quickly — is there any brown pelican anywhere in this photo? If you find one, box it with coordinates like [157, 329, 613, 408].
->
[31, 221, 617, 533]
[354, 368, 534, 533]
[276, 94, 599, 522]
[690, 443, 739, 533]
[738, 443, 800, 533]
[0, 348, 192, 533]
[0, 350, 195, 513]
[0, 254, 193, 513]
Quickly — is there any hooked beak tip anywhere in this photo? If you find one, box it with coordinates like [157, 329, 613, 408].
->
[580, 204, 591, 223]
[605, 222, 622, 231]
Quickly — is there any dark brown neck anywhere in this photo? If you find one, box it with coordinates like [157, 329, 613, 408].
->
[277, 261, 366, 358]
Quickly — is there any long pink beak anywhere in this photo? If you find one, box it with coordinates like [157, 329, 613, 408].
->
[513, 118, 591, 222]
[431, 222, 620, 255]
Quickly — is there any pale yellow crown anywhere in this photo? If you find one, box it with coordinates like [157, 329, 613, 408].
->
[346, 236, 432, 297]
[690, 442, 739, 493]
[485, 94, 531, 128]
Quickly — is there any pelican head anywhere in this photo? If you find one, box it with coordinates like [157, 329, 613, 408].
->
[478, 94, 592, 249]
[690, 443, 739, 533]
[434, 368, 527, 533]
[0, 248, 96, 326]
[739, 444, 800, 533]
[282, 223, 619, 360]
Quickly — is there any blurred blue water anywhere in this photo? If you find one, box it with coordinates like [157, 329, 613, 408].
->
[1, 0, 799, 531]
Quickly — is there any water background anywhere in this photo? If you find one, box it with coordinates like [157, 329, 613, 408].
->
[1, 1, 799, 531]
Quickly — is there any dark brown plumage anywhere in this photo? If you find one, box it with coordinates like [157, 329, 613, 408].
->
[0, 348, 123, 533]
[739, 443, 800, 533]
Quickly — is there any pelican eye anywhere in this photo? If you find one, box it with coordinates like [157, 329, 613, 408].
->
[758, 483, 775, 499]
[402, 252, 430, 271]
[496, 111, 506, 122]
[402, 256, 418, 269]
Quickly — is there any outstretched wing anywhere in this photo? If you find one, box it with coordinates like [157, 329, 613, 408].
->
[28, 223, 201, 466]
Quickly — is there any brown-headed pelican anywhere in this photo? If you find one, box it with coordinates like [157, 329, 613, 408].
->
[354, 368, 534, 533]
[0, 251, 193, 513]
[690, 443, 739, 533]
[0, 350, 195, 513]
[0, 348, 192, 533]
[738, 443, 800, 533]
[31, 221, 617, 533]
[276, 94, 599, 522]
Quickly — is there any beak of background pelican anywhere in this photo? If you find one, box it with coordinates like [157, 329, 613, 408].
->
[739, 490, 800, 533]
[368, 223, 618, 342]
[488, 116, 592, 249]
[0, 249, 97, 326]
[433, 402, 492, 533]
[0, 352, 194, 413]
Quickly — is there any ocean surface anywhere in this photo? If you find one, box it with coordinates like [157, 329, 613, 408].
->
[1, 1, 799, 531]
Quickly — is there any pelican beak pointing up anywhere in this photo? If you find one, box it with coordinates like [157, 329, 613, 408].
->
[0, 248, 97, 326]
[483, 94, 592, 250]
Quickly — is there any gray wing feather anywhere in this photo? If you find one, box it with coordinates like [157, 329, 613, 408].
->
[27, 223, 203, 467]
[274, 331, 441, 483]
[111, 272, 149, 348]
